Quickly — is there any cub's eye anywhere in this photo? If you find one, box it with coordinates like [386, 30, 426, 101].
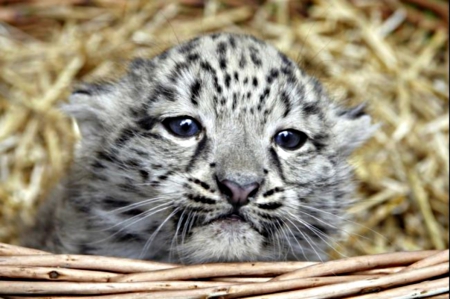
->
[274, 130, 308, 150]
[163, 116, 202, 137]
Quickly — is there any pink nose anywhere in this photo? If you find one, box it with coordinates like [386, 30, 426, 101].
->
[218, 180, 260, 208]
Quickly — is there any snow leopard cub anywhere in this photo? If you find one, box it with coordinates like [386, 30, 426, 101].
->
[24, 33, 376, 263]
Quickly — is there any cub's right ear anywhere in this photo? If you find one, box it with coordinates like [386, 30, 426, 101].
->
[62, 83, 116, 144]
[331, 103, 378, 156]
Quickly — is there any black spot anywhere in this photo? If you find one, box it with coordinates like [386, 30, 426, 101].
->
[259, 87, 270, 104]
[114, 231, 145, 243]
[190, 80, 202, 106]
[94, 173, 109, 181]
[211, 33, 220, 40]
[224, 73, 231, 88]
[140, 132, 162, 140]
[234, 72, 239, 82]
[187, 194, 215, 205]
[115, 126, 138, 146]
[219, 58, 227, 69]
[243, 77, 249, 85]
[185, 135, 208, 172]
[186, 53, 200, 62]
[158, 174, 169, 181]
[257, 219, 283, 245]
[279, 52, 294, 67]
[263, 189, 274, 197]
[280, 67, 292, 75]
[303, 103, 321, 115]
[209, 162, 216, 167]
[200, 61, 215, 74]
[121, 207, 146, 217]
[102, 197, 130, 209]
[258, 202, 282, 210]
[228, 35, 237, 48]
[232, 92, 238, 110]
[192, 179, 210, 190]
[246, 91, 251, 99]
[214, 78, 223, 94]
[73, 201, 90, 213]
[311, 224, 329, 235]
[252, 77, 258, 87]
[216, 41, 227, 55]
[124, 159, 140, 168]
[136, 116, 156, 131]
[91, 160, 105, 169]
[169, 62, 189, 82]
[311, 134, 328, 151]
[266, 68, 279, 84]
[78, 244, 96, 255]
[152, 84, 177, 102]
[118, 182, 137, 192]
[249, 46, 262, 67]
[280, 67, 296, 83]
[129, 107, 140, 118]
[280, 91, 291, 118]
[139, 169, 149, 181]
[239, 54, 247, 68]
[334, 190, 346, 201]
[128, 60, 157, 82]
[158, 48, 170, 60]
[178, 38, 200, 53]
[269, 147, 286, 181]
[97, 151, 119, 164]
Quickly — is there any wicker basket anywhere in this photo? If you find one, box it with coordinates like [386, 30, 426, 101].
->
[0, 243, 448, 298]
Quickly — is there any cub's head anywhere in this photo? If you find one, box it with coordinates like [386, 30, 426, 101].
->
[65, 33, 376, 263]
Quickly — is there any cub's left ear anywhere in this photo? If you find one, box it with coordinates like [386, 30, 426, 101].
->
[61, 82, 119, 147]
[331, 103, 378, 156]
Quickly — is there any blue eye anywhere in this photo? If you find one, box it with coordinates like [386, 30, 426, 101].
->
[274, 130, 307, 150]
[163, 116, 202, 137]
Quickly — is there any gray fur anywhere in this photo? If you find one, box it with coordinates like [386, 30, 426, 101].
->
[22, 33, 376, 263]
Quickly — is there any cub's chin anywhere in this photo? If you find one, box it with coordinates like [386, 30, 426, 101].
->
[176, 218, 267, 263]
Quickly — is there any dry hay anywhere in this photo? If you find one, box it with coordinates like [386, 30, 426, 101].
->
[0, 0, 448, 261]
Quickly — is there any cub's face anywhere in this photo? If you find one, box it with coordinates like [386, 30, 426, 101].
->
[66, 33, 375, 263]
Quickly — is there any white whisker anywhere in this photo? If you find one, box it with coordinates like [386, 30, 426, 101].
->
[284, 217, 325, 262]
[139, 207, 181, 259]
[89, 205, 172, 245]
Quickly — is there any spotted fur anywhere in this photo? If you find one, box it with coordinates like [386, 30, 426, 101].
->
[23, 33, 376, 263]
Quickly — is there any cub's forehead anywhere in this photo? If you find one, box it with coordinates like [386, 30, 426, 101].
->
[155, 33, 293, 74]
[123, 33, 330, 135]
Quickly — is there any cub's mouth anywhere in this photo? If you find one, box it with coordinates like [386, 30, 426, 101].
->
[200, 210, 249, 229]
[210, 211, 246, 223]
[204, 210, 265, 236]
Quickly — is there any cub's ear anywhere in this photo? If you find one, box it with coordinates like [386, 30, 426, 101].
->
[331, 103, 378, 156]
[62, 83, 117, 145]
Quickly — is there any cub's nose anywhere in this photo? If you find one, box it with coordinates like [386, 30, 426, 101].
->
[218, 179, 260, 208]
